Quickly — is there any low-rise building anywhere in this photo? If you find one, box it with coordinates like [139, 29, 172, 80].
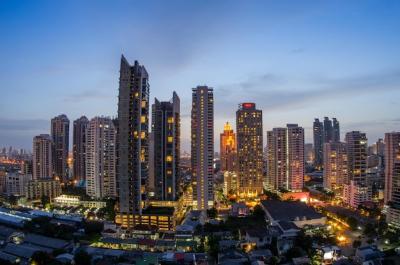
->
[5, 173, 31, 196]
[25, 179, 61, 201]
[261, 200, 326, 228]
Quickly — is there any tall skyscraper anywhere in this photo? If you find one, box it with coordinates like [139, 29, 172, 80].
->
[236, 103, 263, 195]
[191, 86, 214, 210]
[51, 114, 70, 181]
[152, 92, 180, 201]
[220, 122, 237, 173]
[332, 118, 340, 142]
[323, 142, 347, 194]
[313, 118, 324, 169]
[343, 131, 370, 207]
[384, 132, 400, 205]
[33, 134, 53, 179]
[323, 117, 333, 143]
[73, 116, 89, 183]
[116, 56, 150, 228]
[86, 117, 116, 199]
[345, 131, 368, 185]
[384, 132, 400, 230]
[267, 124, 304, 192]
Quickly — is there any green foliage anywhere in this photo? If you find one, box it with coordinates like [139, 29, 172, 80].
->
[31, 251, 52, 265]
[347, 217, 359, 231]
[252, 205, 265, 219]
[74, 250, 91, 265]
[41, 195, 50, 207]
[24, 216, 76, 240]
[206, 235, 220, 259]
[352, 240, 362, 249]
[207, 207, 218, 219]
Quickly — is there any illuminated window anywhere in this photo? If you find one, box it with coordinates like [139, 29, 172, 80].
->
[166, 155, 173, 162]
[167, 136, 173, 143]
[141, 116, 146, 123]
[168, 187, 172, 193]
[168, 117, 174, 123]
[141, 100, 146, 108]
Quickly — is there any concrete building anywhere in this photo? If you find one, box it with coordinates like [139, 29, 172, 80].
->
[151, 92, 180, 201]
[116, 56, 150, 229]
[72, 116, 89, 183]
[323, 142, 348, 195]
[343, 180, 371, 208]
[332, 118, 340, 142]
[236, 103, 263, 195]
[5, 173, 32, 196]
[323, 117, 333, 143]
[384, 132, 400, 230]
[86, 117, 116, 199]
[267, 124, 304, 192]
[33, 134, 53, 179]
[313, 118, 324, 169]
[220, 122, 237, 173]
[191, 86, 214, 210]
[344, 131, 370, 207]
[25, 179, 61, 200]
[261, 200, 326, 228]
[51, 114, 70, 181]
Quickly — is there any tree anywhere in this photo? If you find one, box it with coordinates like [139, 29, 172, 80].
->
[74, 250, 91, 265]
[41, 195, 50, 207]
[31, 251, 52, 265]
[252, 205, 265, 219]
[207, 207, 217, 219]
[8, 195, 18, 206]
[347, 217, 358, 231]
[352, 240, 361, 249]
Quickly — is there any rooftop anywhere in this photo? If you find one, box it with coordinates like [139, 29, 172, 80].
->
[261, 200, 324, 222]
[142, 206, 174, 216]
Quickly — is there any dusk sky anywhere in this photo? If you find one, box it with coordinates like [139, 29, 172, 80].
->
[1, 0, 400, 152]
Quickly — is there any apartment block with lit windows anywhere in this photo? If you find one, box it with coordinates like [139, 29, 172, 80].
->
[384, 132, 400, 231]
[116, 56, 150, 229]
[151, 92, 180, 201]
[191, 86, 214, 210]
[220, 122, 238, 195]
[323, 142, 348, 195]
[236, 103, 263, 196]
[85, 117, 116, 199]
[267, 124, 304, 192]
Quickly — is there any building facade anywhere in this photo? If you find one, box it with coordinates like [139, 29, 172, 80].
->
[25, 179, 61, 201]
[73, 116, 89, 183]
[267, 124, 305, 192]
[313, 118, 324, 169]
[152, 92, 180, 201]
[344, 131, 370, 207]
[33, 134, 53, 179]
[6, 173, 32, 196]
[116, 56, 150, 229]
[191, 86, 214, 210]
[51, 114, 70, 181]
[220, 122, 237, 173]
[323, 142, 348, 195]
[384, 132, 400, 230]
[236, 103, 263, 195]
[86, 117, 116, 199]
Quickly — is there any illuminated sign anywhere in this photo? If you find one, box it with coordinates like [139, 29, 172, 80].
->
[242, 103, 255, 109]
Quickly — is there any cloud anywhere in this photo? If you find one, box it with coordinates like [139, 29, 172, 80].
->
[0, 118, 50, 149]
[63, 89, 113, 103]
[215, 68, 400, 114]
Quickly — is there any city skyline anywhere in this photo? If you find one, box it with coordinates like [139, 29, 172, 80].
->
[1, 1, 400, 151]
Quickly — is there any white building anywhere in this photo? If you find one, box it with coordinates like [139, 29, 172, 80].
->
[191, 86, 214, 210]
[86, 117, 116, 199]
[33, 134, 53, 179]
[6, 173, 32, 196]
[343, 180, 371, 208]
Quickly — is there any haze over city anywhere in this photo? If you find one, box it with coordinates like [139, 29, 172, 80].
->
[1, 0, 400, 151]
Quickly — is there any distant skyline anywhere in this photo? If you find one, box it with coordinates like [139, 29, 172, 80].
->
[1, 0, 400, 151]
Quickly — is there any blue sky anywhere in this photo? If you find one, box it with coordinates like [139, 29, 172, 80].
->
[1, 0, 400, 151]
